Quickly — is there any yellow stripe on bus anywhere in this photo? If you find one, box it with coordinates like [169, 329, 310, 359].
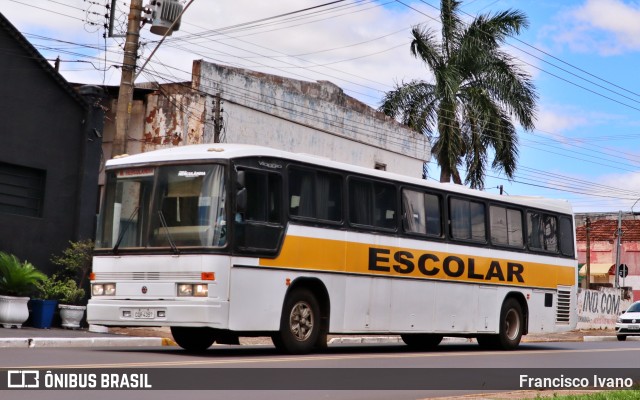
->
[259, 235, 576, 289]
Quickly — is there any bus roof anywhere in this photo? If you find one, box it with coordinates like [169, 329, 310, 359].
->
[107, 144, 573, 215]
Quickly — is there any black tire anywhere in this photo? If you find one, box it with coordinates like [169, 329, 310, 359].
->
[617, 335, 627, 341]
[400, 334, 443, 350]
[170, 327, 217, 352]
[273, 288, 320, 354]
[476, 335, 499, 349]
[477, 298, 524, 350]
[496, 298, 524, 350]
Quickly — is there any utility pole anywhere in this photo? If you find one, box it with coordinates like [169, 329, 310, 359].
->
[583, 217, 591, 290]
[213, 93, 222, 143]
[112, 0, 144, 158]
[615, 211, 623, 288]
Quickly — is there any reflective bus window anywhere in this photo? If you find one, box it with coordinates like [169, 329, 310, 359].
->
[559, 216, 574, 256]
[490, 206, 523, 247]
[450, 198, 486, 242]
[349, 178, 397, 229]
[289, 168, 342, 222]
[527, 211, 558, 253]
[245, 171, 281, 223]
[402, 189, 441, 236]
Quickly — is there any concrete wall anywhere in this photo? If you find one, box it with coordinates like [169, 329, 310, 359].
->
[577, 287, 633, 329]
[193, 61, 430, 177]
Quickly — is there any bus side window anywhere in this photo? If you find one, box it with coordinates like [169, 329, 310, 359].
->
[289, 168, 315, 218]
[349, 178, 396, 230]
[242, 170, 282, 224]
[490, 206, 523, 247]
[402, 189, 441, 236]
[450, 198, 486, 242]
[289, 167, 343, 222]
[527, 211, 558, 253]
[374, 182, 396, 229]
[559, 216, 574, 256]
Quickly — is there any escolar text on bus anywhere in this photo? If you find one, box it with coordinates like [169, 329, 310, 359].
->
[368, 247, 525, 283]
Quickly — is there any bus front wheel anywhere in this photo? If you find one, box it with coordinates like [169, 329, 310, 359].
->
[273, 288, 320, 354]
[171, 327, 216, 352]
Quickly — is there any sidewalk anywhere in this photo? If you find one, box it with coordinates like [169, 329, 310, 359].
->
[0, 325, 627, 348]
[0, 325, 174, 348]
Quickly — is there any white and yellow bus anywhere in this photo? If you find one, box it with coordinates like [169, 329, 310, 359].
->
[88, 144, 577, 354]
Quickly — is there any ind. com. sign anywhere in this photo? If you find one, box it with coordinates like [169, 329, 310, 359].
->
[577, 287, 633, 329]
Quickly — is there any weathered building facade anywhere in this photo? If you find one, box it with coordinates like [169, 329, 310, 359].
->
[104, 61, 430, 181]
[576, 216, 640, 300]
[0, 13, 104, 275]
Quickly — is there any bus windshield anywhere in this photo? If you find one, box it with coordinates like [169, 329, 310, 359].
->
[96, 164, 227, 250]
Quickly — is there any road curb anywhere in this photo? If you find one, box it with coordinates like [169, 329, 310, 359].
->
[583, 335, 640, 342]
[0, 337, 168, 348]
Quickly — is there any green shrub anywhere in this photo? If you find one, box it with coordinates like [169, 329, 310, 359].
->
[59, 279, 85, 305]
[51, 240, 93, 289]
[34, 275, 68, 301]
[0, 252, 46, 297]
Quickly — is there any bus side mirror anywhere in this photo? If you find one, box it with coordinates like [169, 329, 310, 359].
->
[236, 187, 247, 214]
[237, 170, 245, 189]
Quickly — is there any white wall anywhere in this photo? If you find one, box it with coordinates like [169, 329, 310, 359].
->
[195, 61, 430, 177]
[577, 287, 633, 329]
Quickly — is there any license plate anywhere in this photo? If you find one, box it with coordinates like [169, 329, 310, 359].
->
[133, 309, 154, 319]
[628, 325, 640, 330]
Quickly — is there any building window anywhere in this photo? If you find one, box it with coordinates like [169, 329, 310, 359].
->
[0, 162, 46, 218]
[374, 162, 386, 171]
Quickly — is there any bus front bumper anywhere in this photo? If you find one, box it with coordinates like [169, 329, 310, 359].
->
[87, 299, 230, 328]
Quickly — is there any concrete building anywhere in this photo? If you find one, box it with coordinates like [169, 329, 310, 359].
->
[576, 216, 640, 300]
[102, 61, 430, 185]
[0, 13, 104, 275]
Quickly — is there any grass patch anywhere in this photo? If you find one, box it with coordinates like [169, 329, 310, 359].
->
[541, 390, 640, 399]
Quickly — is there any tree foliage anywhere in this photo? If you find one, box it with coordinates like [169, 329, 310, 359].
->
[380, 0, 537, 189]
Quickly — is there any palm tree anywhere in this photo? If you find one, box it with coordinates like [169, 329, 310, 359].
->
[380, 0, 537, 189]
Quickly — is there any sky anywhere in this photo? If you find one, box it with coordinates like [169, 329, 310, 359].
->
[3, 0, 640, 214]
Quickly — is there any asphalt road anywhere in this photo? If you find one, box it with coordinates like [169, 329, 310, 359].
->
[1, 341, 639, 400]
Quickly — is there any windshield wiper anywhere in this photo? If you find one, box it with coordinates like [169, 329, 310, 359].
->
[112, 206, 139, 254]
[158, 210, 180, 255]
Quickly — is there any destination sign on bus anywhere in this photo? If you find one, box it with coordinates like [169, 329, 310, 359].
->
[116, 168, 154, 179]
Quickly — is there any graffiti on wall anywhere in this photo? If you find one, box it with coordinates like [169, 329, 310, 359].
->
[577, 287, 633, 329]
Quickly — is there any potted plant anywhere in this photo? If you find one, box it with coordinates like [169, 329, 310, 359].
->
[31, 275, 67, 329]
[50, 240, 92, 329]
[0, 252, 45, 328]
[57, 279, 86, 329]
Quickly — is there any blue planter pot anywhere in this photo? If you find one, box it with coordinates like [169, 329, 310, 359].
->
[29, 299, 58, 329]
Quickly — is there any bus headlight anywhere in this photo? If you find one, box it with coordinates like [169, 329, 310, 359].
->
[177, 284, 208, 297]
[92, 283, 116, 296]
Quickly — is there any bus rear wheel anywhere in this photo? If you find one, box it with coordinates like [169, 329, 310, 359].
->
[400, 334, 443, 350]
[273, 288, 320, 354]
[171, 327, 217, 352]
[477, 298, 523, 350]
